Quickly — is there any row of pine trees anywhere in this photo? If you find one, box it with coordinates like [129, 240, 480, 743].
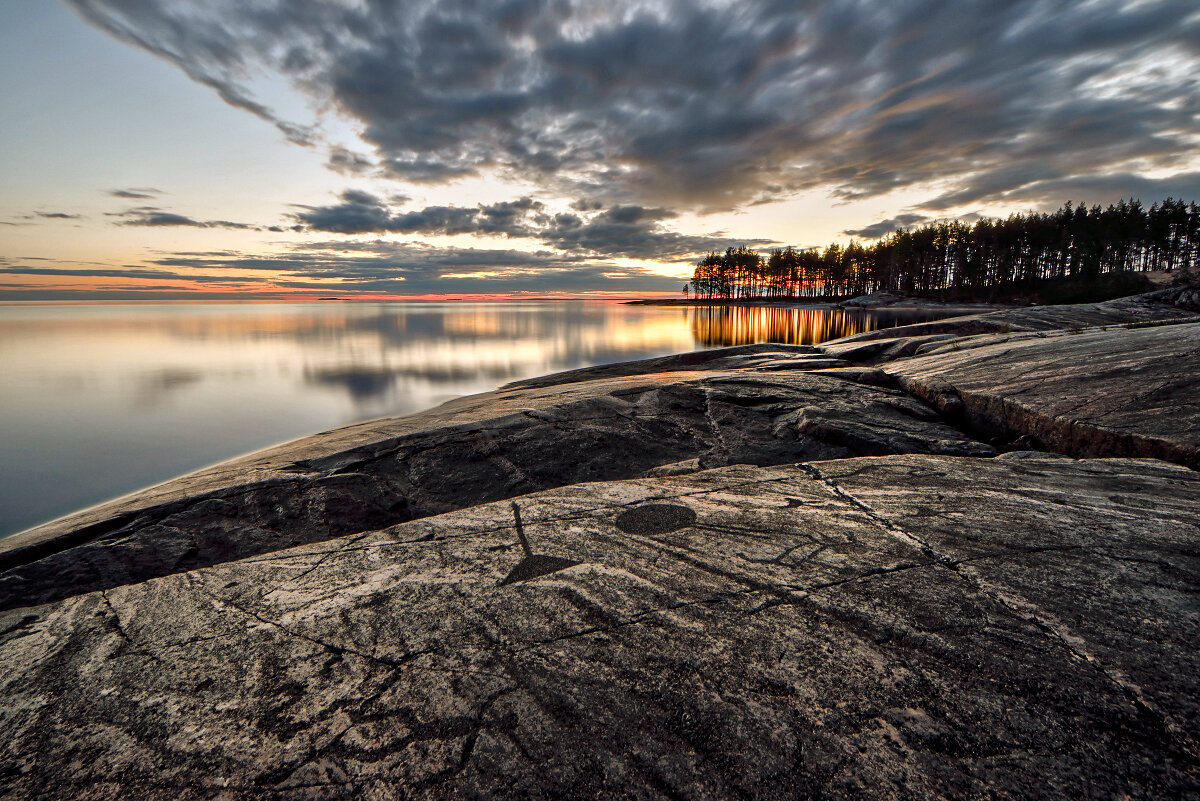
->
[688, 198, 1200, 299]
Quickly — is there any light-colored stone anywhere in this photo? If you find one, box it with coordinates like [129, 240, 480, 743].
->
[821, 320, 1200, 469]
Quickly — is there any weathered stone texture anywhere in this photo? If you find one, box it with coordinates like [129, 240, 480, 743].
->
[3, 293, 1199, 799]
[1, 455, 1197, 799]
[824, 321, 1200, 469]
[822, 288, 1200, 360]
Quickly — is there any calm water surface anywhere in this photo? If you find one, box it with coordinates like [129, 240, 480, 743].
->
[0, 301, 956, 536]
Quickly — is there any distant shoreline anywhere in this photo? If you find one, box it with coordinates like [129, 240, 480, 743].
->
[625, 297, 838, 307]
[624, 296, 1009, 312]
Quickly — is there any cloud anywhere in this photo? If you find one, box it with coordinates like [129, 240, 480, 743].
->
[918, 171, 1200, 211]
[844, 214, 930, 239]
[0, 265, 267, 284]
[293, 191, 544, 236]
[147, 238, 683, 295]
[326, 147, 375, 176]
[111, 206, 256, 229]
[67, 0, 1200, 213]
[33, 212, 82, 220]
[294, 192, 771, 259]
[109, 187, 162, 199]
[68, 1, 317, 146]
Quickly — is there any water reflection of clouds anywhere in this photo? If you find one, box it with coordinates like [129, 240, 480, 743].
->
[130, 368, 204, 409]
[304, 363, 522, 402]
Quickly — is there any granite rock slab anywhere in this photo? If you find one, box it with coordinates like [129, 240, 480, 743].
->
[830, 320, 1200, 469]
[1, 455, 1197, 799]
[822, 285, 1200, 361]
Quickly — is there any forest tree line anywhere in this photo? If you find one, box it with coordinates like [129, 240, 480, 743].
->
[687, 198, 1200, 299]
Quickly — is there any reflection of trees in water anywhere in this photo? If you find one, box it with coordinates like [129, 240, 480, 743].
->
[689, 307, 878, 347]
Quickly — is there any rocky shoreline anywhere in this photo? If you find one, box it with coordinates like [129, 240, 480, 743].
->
[2, 285, 1198, 798]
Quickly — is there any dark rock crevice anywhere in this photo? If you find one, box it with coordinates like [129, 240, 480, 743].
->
[818, 307, 1200, 470]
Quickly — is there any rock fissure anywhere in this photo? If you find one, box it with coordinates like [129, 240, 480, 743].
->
[952, 563, 1200, 764]
[796, 463, 958, 568]
[795, 458, 1200, 761]
[192, 578, 437, 672]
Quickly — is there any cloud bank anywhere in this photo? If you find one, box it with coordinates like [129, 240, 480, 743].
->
[66, 0, 1200, 215]
[292, 191, 771, 259]
[150, 239, 682, 295]
[110, 207, 256, 229]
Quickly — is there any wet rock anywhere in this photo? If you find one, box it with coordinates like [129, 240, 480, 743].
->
[1, 455, 1196, 799]
[0, 368, 991, 610]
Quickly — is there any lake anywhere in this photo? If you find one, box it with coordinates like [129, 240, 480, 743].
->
[0, 300, 958, 537]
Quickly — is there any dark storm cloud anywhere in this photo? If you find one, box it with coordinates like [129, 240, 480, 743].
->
[67, 0, 1200, 213]
[294, 192, 771, 259]
[112, 207, 256, 229]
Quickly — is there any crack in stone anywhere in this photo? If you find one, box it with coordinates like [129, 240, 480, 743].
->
[278, 532, 374, 586]
[514, 592, 750, 651]
[409, 687, 517, 790]
[98, 590, 163, 663]
[190, 576, 511, 682]
[954, 561, 1200, 764]
[699, 387, 733, 466]
[797, 462, 1200, 764]
[796, 462, 958, 568]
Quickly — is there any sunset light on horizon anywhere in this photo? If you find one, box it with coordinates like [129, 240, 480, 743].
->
[2, 1, 1198, 299]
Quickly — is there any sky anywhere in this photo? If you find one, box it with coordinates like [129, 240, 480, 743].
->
[1, 0, 1198, 300]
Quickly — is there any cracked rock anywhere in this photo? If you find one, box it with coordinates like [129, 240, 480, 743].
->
[0, 455, 1196, 799]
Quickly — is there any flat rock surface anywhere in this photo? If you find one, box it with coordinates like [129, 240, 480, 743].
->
[2, 454, 1197, 799]
[851, 321, 1200, 469]
[822, 286, 1200, 360]
[0, 362, 990, 610]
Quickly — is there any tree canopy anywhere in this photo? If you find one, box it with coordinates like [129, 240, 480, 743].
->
[689, 198, 1200, 299]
